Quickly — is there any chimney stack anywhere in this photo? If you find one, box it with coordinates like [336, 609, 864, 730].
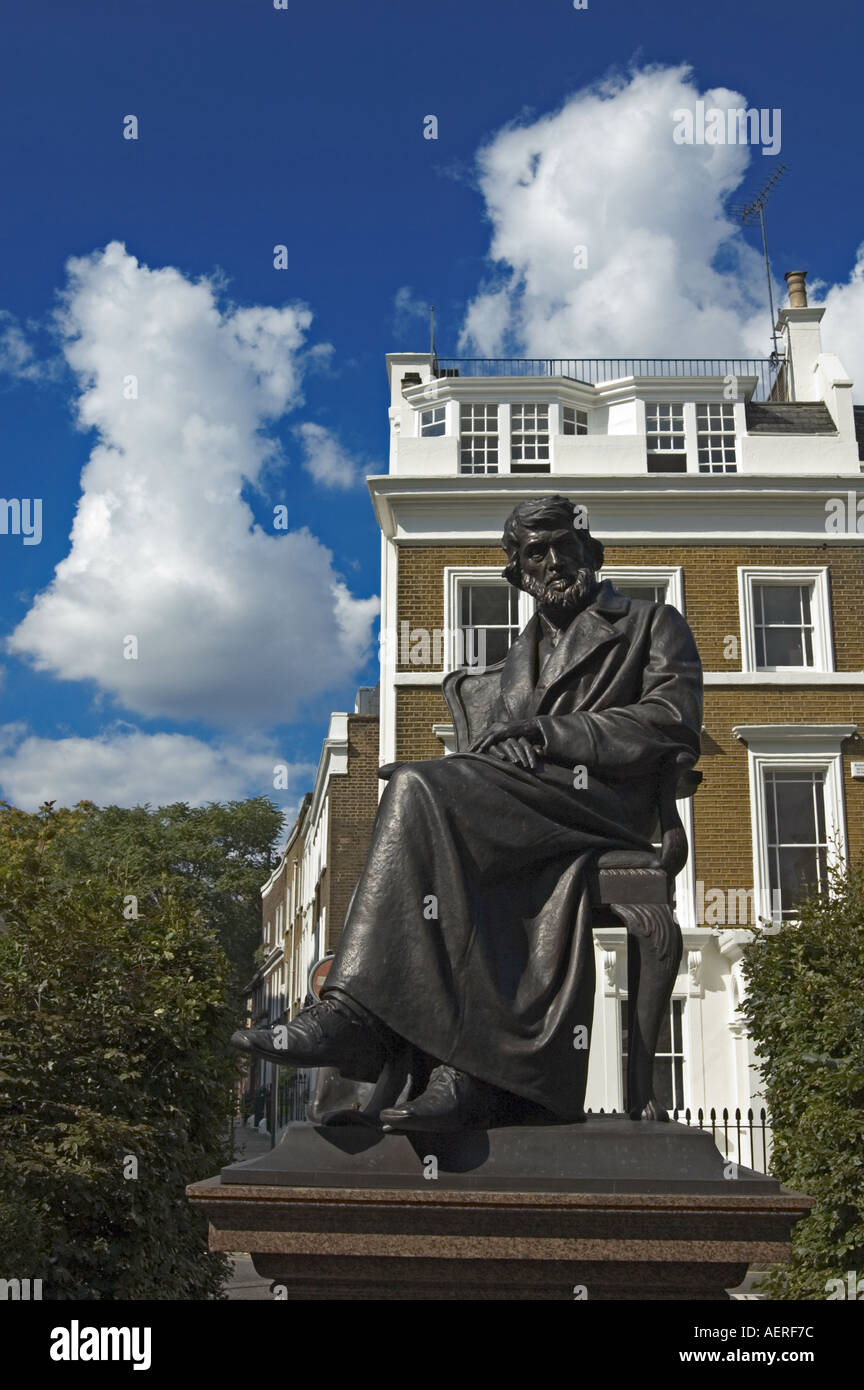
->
[784, 270, 808, 308]
[778, 269, 826, 402]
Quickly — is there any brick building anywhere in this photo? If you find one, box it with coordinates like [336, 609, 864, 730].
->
[255, 268, 863, 1144]
[246, 690, 380, 1114]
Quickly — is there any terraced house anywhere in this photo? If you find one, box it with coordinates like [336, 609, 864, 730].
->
[247, 691, 380, 1122]
[257, 268, 864, 1150]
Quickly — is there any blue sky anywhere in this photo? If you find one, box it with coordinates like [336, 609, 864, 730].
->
[0, 0, 861, 817]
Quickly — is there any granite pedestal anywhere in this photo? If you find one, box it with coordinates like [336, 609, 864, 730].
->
[187, 1116, 812, 1300]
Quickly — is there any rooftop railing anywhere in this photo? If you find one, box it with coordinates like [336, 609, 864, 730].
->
[435, 356, 786, 402]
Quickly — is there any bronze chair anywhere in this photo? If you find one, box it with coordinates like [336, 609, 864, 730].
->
[442, 662, 701, 1122]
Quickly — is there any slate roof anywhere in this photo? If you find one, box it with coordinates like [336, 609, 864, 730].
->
[744, 401, 837, 435]
[854, 405, 864, 462]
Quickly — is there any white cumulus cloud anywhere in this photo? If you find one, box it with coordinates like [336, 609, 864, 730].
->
[294, 422, 366, 489]
[393, 286, 430, 338]
[0, 310, 45, 381]
[0, 722, 316, 811]
[819, 244, 864, 395]
[7, 243, 379, 726]
[460, 66, 785, 360]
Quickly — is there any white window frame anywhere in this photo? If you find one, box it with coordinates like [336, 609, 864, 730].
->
[418, 403, 447, 437]
[737, 566, 834, 673]
[510, 402, 551, 469]
[645, 402, 687, 474]
[443, 566, 533, 674]
[695, 401, 737, 473]
[561, 404, 588, 436]
[458, 403, 500, 475]
[733, 724, 854, 922]
[600, 564, 684, 615]
[645, 401, 685, 448]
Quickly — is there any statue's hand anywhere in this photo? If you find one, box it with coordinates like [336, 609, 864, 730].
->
[470, 719, 544, 769]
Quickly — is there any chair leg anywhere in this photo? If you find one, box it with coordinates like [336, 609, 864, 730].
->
[613, 903, 683, 1121]
[307, 1043, 415, 1128]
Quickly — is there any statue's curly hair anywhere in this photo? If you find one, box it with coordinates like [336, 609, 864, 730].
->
[500, 494, 604, 585]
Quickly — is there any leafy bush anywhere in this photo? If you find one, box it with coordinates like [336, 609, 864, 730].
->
[741, 862, 864, 1299]
[0, 798, 281, 1299]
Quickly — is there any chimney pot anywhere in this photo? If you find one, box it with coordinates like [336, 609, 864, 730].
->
[784, 270, 808, 309]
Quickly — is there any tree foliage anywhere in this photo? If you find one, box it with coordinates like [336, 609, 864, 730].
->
[741, 862, 864, 1299]
[44, 797, 284, 982]
[0, 797, 282, 1299]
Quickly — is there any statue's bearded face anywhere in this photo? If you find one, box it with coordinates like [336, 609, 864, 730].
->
[516, 526, 596, 609]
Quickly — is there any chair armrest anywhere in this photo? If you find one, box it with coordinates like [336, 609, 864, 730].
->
[378, 762, 403, 781]
[675, 768, 702, 798]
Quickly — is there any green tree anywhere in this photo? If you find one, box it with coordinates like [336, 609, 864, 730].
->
[741, 862, 864, 1299]
[47, 797, 283, 982]
[0, 797, 283, 1299]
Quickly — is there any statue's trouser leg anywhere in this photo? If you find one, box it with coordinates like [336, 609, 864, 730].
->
[614, 905, 683, 1119]
[324, 986, 401, 1048]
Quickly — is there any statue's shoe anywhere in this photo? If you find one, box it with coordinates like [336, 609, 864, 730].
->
[379, 1063, 499, 1132]
[230, 999, 388, 1083]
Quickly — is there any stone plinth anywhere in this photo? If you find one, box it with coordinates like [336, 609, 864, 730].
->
[187, 1117, 812, 1300]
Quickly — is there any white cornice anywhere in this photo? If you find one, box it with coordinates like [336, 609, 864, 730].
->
[260, 859, 285, 899]
[260, 806, 309, 898]
[307, 717, 350, 829]
[402, 376, 598, 408]
[367, 474, 864, 544]
[401, 373, 761, 409]
[732, 723, 857, 751]
[256, 945, 283, 980]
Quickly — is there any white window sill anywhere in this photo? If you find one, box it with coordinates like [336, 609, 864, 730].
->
[706, 671, 863, 685]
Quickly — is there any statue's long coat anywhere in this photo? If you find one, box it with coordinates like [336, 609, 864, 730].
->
[327, 582, 703, 1119]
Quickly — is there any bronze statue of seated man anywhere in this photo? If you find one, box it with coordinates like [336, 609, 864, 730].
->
[233, 495, 703, 1132]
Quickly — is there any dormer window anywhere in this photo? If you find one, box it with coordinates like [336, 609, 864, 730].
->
[420, 405, 446, 437]
[697, 403, 737, 473]
[459, 404, 499, 474]
[510, 404, 550, 473]
[646, 403, 687, 473]
[562, 406, 588, 435]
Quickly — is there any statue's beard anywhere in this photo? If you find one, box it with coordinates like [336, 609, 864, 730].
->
[521, 566, 597, 611]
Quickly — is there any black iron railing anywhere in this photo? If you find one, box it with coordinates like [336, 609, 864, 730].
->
[272, 1070, 312, 1142]
[588, 1105, 773, 1173]
[435, 357, 785, 403]
[674, 1105, 773, 1174]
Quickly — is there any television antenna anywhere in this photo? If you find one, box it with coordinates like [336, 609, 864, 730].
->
[730, 163, 788, 360]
